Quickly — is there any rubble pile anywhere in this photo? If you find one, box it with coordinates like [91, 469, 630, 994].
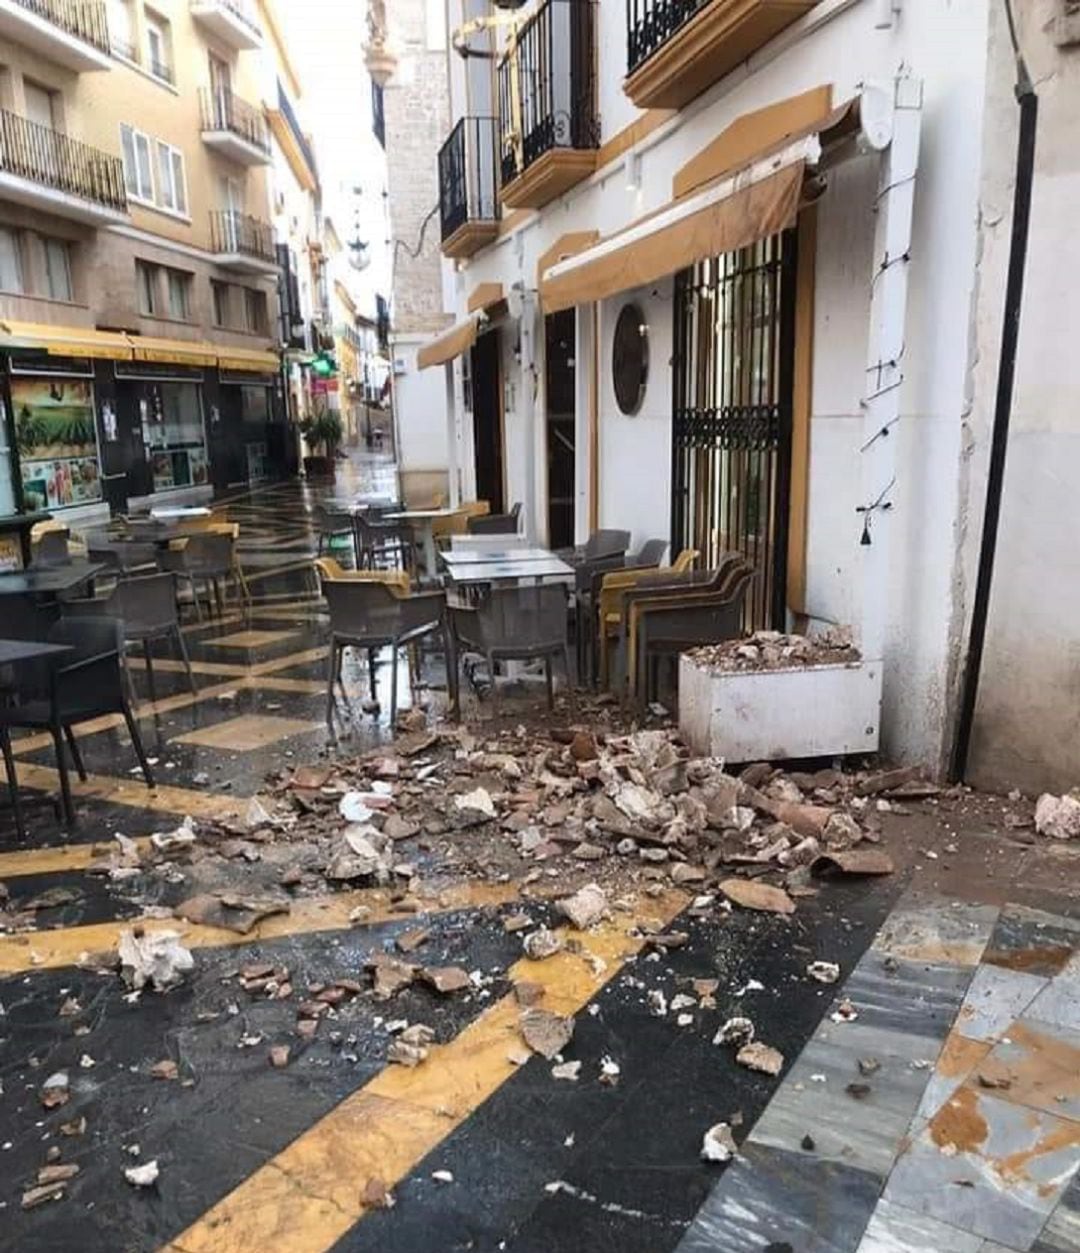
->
[689, 625, 860, 673]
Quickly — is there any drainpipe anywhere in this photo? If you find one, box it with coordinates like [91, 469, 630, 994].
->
[949, 0, 1038, 781]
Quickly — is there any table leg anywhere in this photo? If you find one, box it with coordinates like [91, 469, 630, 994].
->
[420, 524, 438, 582]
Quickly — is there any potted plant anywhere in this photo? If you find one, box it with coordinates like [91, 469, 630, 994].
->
[300, 409, 344, 480]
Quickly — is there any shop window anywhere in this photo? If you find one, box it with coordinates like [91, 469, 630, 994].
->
[166, 267, 192, 320]
[143, 382, 208, 492]
[12, 375, 102, 511]
[243, 287, 268, 334]
[0, 227, 23, 294]
[211, 280, 231, 327]
[136, 260, 159, 315]
[156, 141, 187, 215]
[120, 124, 154, 202]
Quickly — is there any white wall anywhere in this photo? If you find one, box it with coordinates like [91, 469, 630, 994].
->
[393, 336, 450, 477]
[439, 0, 993, 770]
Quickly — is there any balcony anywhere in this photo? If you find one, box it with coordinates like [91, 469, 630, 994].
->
[0, 0, 113, 72]
[439, 117, 499, 260]
[200, 88, 271, 166]
[0, 108, 127, 225]
[266, 80, 318, 194]
[210, 209, 278, 275]
[497, 0, 599, 210]
[189, 0, 261, 50]
[625, 0, 820, 109]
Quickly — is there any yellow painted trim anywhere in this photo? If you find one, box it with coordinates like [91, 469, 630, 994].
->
[129, 337, 220, 367]
[0, 321, 134, 361]
[0, 881, 525, 976]
[257, 0, 302, 100]
[0, 838, 153, 880]
[162, 890, 688, 1253]
[267, 110, 319, 194]
[218, 349, 280, 373]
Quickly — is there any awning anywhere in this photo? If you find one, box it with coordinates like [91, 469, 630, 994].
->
[217, 347, 281, 373]
[0, 320, 134, 361]
[417, 317, 479, 370]
[128, 337, 219, 367]
[540, 94, 860, 314]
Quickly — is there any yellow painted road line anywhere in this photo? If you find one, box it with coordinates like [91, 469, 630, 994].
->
[0, 837, 154, 879]
[162, 890, 688, 1253]
[0, 880, 522, 974]
[0, 761, 245, 828]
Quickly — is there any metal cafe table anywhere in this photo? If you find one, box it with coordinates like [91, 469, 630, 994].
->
[0, 560, 106, 600]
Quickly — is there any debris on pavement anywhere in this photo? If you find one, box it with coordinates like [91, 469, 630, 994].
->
[735, 1041, 784, 1076]
[150, 816, 198, 853]
[387, 1023, 435, 1067]
[523, 928, 563, 960]
[806, 961, 841, 984]
[551, 1060, 581, 1081]
[719, 878, 795, 915]
[40, 1071, 70, 1109]
[1034, 791, 1080, 840]
[362, 1177, 396, 1209]
[520, 1008, 574, 1059]
[117, 929, 194, 993]
[689, 627, 859, 673]
[701, 1121, 738, 1162]
[714, 1018, 755, 1048]
[124, 1160, 160, 1188]
[556, 883, 608, 930]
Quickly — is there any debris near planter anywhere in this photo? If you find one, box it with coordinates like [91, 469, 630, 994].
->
[689, 626, 859, 674]
[1034, 791, 1080, 840]
[713, 1018, 755, 1047]
[118, 929, 194, 993]
[520, 1008, 574, 1059]
[701, 1121, 737, 1163]
[719, 879, 795, 916]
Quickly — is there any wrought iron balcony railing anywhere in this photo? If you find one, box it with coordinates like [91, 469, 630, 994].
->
[0, 107, 127, 212]
[497, 0, 599, 189]
[199, 87, 271, 154]
[13, 0, 111, 54]
[210, 209, 276, 263]
[438, 116, 498, 243]
[626, 0, 710, 74]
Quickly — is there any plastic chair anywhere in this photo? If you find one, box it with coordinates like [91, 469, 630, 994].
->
[0, 617, 154, 829]
[433, 500, 489, 545]
[158, 532, 242, 621]
[69, 572, 196, 701]
[632, 561, 755, 708]
[31, 530, 72, 567]
[314, 557, 410, 592]
[632, 539, 669, 568]
[468, 512, 519, 535]
[319, 574, 449, 732]
[448, 583, 573, 718]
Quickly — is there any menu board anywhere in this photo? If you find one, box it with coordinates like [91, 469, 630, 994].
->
[12, 378, 102, 511]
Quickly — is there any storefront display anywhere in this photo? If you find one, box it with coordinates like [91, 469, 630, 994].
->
[143, 382, 209, 492]
[11, 376, 102, 511]
[241, 383, 272, 483]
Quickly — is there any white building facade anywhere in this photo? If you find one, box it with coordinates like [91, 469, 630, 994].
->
[414, 0, 1080, 788]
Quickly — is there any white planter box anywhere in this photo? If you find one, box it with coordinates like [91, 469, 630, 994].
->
[679, 655, 882, 762]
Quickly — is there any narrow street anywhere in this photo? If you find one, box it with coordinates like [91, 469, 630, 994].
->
[0, 479, 1077, 1252]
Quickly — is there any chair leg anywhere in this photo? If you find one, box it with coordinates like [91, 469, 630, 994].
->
[50, 722, 75, 827]
[390, 643, 400, 728]
[122, 705, 154, 788]
[122, 656, 139, 710]
[143, 645, 157, 705]
[63, 725, 88, 782]
[544, 655, 554, 711]
[367, 647, 377, 700]
[325, 638, 338, 729]
[1, 727, 24, 840]
[191, 575, 203, 623]
[175, 626, 197, 696]
[486, 650, 499, 720]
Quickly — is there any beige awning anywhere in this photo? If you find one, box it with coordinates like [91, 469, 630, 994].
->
[0, 320, 134, 361]
[128, 336, 219, 367]
[540, 93, 859, 314]
[417, 317, 478, 370]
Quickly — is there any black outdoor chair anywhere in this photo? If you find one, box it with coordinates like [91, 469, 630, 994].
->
[31, 531, 72, 567]
[320, 576, 450, 732]
[313, 503, 356, 560]
[467, 512, 519, 535]
[158, 532, 243, 621]
[0, 617, 154, 831]
[354, 514, 414, 575]
[576, 536, 669, 687]
[68, 572, 196, 702]
[448, 583, 573, 718]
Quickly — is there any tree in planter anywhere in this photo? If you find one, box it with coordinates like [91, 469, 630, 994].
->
[300, 409, 344, 477]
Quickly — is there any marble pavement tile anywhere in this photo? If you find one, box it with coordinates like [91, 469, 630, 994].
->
[675, 1142, 882, 1253]
[1022, 957, 1080, 1033]
[855, 1197, 984, 1252]
[954, 965, 1049, 1043]
[979, 1243, 1025, 1253]
[1031, 1169, 1080, 1252]
[872, 897, 1000, 968]
[914, 1030, 994, 1127]
[839, 950, 976, 1040]
[884, 1086, 1080, 1248]
[977, 1016, 1080, 1123]
[983, 906, 1080, 979]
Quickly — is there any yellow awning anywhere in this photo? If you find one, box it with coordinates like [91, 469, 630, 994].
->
[540, 93, 859, 314]
[217, 348, 281, 373]
[0, 320, 134, 361]
[417, 317, 479, 370]
[128, 337, 219, 367]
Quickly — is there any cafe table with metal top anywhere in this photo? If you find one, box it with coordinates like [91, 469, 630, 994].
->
[0, 560, 107, 600]
[382, 508, 464, 580]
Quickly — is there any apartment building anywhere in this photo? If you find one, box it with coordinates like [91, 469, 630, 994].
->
[0, 0, 289, 523]
[415, 0, 1080, 789]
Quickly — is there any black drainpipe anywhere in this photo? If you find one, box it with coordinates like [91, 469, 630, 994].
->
[949, 0, 1038, 781]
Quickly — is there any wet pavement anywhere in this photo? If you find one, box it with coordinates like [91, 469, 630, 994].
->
[0, 466, 1078, 1252]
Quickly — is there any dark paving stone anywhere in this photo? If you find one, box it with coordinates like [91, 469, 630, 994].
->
[983, 905, 1080, 978]
[3, 869, 150, 931]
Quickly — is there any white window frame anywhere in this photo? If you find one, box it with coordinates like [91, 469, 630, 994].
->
[120, 123, 154, 203]
[155, 141, 187, 216]
[0, 226, 24, 295]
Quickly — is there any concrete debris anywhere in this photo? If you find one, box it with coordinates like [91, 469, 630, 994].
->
[811, 849, 894, 877]
[22, 1182, 68, 1209]
[419, 966, 471, 994]
[523, 928, 564, 961]
[514, 980, 544, 1007]
[269, 1045, 291, 1069]
[556, 884, 608, 930]
[244, 797, 275, 830]
[40, 1071, 70, 1109]
[37, 1163, 80, 1184]
[598, 1056, 621, 1086]
[174, 892, 290, 934]
[735, 1041, 784, 1076]
[714, 1018, 755, 1047]
[502, 912, 532, 934]
[455, 787, 496, 820]
[719, 879, 795, 916]
[150, 1059, 178, 1081]
[387, 1023, 435, 1066]
[431, 1170, 454, 1184]
[367, 953, 418, 998]
[339, 792, 375, 824]
[806, 961, 841, 985]
[858, 1057, 881, 1076]
[520, 1008, 574, 1059]
[690, 628, 859, 673]
[150, 816, 197, 853]
[551, 1060, 582, 1081]
[1034, 792, 1080, 840]
[361, 1176, 396, 1209]
[701, 1121, 738, 1163]
[124, 1160, 160, 1188]
[118, 929, 194, 993]
[831, 999, 859, 1024]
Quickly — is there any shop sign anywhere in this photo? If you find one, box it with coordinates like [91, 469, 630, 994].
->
[12, 377, 102, 511]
